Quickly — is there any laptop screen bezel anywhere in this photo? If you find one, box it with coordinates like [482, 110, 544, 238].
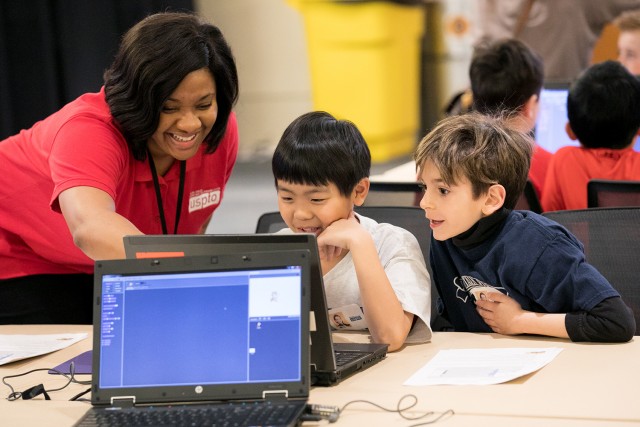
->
[91, 252, 310, 406]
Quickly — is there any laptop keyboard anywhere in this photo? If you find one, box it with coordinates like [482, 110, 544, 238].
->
[334, 350, 365, 367]
[76, 401, 305, 427]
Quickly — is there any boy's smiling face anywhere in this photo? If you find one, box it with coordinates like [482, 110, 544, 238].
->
[418, 160, 488, 241]
[276, 179, 356, 235]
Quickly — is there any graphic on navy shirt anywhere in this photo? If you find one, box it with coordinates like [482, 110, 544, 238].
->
[454, 275, 508, 303]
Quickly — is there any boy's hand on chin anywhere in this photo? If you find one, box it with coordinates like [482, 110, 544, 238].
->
[317, 212, 365, 260]
[317, 243, 343, 261]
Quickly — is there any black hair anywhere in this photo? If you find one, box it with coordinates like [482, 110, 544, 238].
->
[272, 111, 371, 196]
[103, 12, 239, 161]
[567, 60, 640, 149]
[470, 38, 543, 115]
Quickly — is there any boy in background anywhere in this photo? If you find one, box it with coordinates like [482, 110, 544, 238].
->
[414, 112, 635, 342]
[469, 38, 552, 200]
[614, 9, 640, 76]
[271, 111, 432, 351]
[541, 61, 640, 212]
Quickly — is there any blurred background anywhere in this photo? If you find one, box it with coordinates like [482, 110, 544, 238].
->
[0, 0, 621, 232]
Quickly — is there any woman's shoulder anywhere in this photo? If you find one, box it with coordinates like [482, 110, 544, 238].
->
[59, 88, 113, 121]
[52, 89, 121, 142]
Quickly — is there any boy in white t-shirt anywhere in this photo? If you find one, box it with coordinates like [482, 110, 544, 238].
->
[271, 111, 432, 351]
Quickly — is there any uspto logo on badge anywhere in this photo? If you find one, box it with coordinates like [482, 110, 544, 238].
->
[189, 189, 221, 212]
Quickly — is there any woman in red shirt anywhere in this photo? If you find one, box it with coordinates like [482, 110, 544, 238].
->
[0, 12, 239, 324]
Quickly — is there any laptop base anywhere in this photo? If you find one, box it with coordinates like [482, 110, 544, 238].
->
[312, 343, 388, 386]
[75, 400, 308, 427]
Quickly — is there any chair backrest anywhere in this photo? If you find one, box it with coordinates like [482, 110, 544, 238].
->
[542, 207, 640, 333]
[255, 211, 286, 233]
[364, 181, 423, 207]
[514, 180, 542, 214]
[587, 179, 640, 208]
[255, 206, 453, 331]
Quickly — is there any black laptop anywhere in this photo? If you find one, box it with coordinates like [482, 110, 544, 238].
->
[123, 233, 388, 386]
[74, 251, 311, 427]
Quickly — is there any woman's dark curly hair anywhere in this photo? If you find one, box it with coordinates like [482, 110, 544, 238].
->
[104, 12, 239, 161]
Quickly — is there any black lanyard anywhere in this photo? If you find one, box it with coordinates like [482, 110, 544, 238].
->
[147, 151, 186, 235]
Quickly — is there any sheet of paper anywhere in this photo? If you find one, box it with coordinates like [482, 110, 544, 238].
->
[404, 347, 563, 386]
[0, 333, 88, 366]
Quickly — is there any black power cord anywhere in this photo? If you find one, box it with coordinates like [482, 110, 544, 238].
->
[341, 394, 454, 426]
[2, 361, 91, 401]
[304, 394, 454, 425]
[4, 366, 454, 425]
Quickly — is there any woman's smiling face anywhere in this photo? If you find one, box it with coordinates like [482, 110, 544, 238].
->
[147, 68, 217, 172]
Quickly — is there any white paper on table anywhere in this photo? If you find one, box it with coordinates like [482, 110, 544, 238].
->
[404, 347, 563, 386]
[0, 333, 88, 366]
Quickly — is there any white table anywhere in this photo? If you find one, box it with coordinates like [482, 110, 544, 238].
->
[1, 325, 638, 426]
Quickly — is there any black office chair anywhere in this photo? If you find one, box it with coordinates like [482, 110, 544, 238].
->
[542, 207, 640, 333]
[364, 181, 423, 207]
[255, 211, 286, 234]
[587, 179, 640, 208]
[514, 180, 542, 214]
[255, 206, 453, 331]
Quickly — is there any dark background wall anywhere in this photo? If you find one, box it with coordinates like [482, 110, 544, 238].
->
[0, 0, 193, 140]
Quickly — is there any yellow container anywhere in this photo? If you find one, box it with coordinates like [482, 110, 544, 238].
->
[289, 0, 425, 162]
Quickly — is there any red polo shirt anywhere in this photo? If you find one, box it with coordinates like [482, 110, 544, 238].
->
[0, 88, 238, 278]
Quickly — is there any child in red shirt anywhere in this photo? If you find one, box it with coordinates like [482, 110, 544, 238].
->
[541, 61, 640, 212]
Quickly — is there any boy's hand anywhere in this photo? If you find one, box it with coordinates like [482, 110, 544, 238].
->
[475, 291, 526, 335]
[316, 212, 368, 261]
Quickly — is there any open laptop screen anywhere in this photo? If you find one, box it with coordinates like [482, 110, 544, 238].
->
[98, 265, 303, 389]
[535, 82, 640, 152]
[534, 83, 577, 153]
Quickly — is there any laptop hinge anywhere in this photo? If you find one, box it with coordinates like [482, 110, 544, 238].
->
[110, 396, 136, 408]
[262, 390, 289, 402]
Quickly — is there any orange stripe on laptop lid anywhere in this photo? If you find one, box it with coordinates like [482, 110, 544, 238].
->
[135, 251, 185, 259]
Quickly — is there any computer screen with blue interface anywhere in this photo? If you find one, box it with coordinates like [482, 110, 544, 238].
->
[98, 266, 302, 388]
[535, 85, 640, 152]
[534, 86, 577, 153]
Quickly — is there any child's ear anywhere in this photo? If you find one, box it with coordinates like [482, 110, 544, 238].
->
[523, 94, 539, 121]
[352, 178, 370, 207]
[565, 122, 578, 140]
[482, 184, 506, 216]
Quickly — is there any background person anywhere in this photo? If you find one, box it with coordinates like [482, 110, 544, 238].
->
[474, 0, 640, 81]
[469, 38, 551, 200]
[541, 61, 640, 212]
[614, 9, 640, 75]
